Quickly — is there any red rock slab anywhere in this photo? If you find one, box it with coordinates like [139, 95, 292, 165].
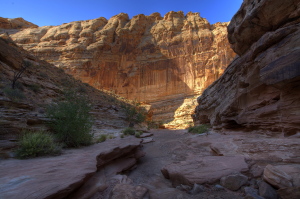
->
[161, 156, 248, 187]
[0, 137, 142, 199]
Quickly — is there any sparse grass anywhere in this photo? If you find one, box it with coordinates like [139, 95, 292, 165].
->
[188, 124, 210, 134]
[107, 134, 116, 139]
[122, 127, 135, 136]
[97, 134, 107, 143]
[3, 87, 26, 101]
[16, 130, 61, 159]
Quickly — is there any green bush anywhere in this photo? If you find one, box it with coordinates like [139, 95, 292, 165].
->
[122, 104, 146, 127]
[16, 130, 61, 159]
[135, 131, 141, 138]
[46, 92, 93, 147]
[3, 87, 25, 101]
[188, 124, 210, 134]
[122, 127, 135, 136]
[97, 134, 107, 143]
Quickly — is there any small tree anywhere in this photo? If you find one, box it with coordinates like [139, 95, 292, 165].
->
[46, 91, 93, 147]
[122, 104, 146, 127]
[11, 60, 31, 89]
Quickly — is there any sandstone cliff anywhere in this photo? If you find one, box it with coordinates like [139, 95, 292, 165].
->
[193, 0, 300, 134]
[0, 17, 38, 34]
[9, 12, 236, 128]
[0, 35, 133, 152]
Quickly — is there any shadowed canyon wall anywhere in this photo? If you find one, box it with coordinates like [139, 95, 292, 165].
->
[193, 0, 300, 134]
[8, 12, 236, 128]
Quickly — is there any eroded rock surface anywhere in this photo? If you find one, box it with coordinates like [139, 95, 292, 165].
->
[9, 12, 236, 127]
[263, 164, 293, 189]
[0, 35, 132, 151]
[161, 156, 249, 186]
[0, 137, 143, 199]
[193, 0, 300, 133]
[0, 17, 38, 34]
[220, 173, 248, 191]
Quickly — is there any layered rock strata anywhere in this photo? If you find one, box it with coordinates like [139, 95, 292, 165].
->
[9, 12, 236, 127]
[0, 35, 129, 151]
[193, 0, 300, 134]
[0, 17, 38, 34]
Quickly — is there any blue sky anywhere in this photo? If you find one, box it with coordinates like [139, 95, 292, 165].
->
[1, 0, 242, 27]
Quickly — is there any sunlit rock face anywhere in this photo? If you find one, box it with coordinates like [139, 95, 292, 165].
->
[0, 17, 38, 34]
[193, 0, 300, 134]
[10, 12, 236, 128]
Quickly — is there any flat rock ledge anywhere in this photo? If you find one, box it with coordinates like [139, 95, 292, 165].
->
[161, 155, 249, 187]
[0, 137, 143, 199]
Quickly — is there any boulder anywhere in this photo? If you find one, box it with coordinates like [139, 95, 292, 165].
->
[161, 156, 248, 186]
[189, 184, 205, 195]
[263, 164, 293, 189]
[244, 187, 264, 199]
[110, 184, 148, 199]
[275, 164, 300, 187]
[220, 173, 248, 191]
[277, 187, 300, 199]
[258, 181, 278, 199]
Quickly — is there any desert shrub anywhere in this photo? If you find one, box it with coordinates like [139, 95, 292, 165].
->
[122, 127, 135, 136]
[135, 131, 141, 138]
[16, 130, 61, 159]
[76, 86, 87, 93]
[108, 134, 116, 139]
[27, 84, 41, 93]
[147, 120, 164, 129]
[3, 87, 25, 101]
[46, 92, 93, 147]
[188, 124, 210, 134]
[122, 104, 146, 127]
[97, 134, 107, 143]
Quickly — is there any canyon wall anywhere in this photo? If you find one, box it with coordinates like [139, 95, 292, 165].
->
[0, 17, 38, 34]
[0, 35, 129, 147]
[193, 0, 300, 134]
[9, 12, 236, 127]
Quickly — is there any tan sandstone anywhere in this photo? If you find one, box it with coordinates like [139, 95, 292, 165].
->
[193, 0, 300, 134]
[9, 12, 236, 128]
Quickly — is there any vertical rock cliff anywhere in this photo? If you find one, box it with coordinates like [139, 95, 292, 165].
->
[193, 0, 300, 134]
[9, 12, 236, 128]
